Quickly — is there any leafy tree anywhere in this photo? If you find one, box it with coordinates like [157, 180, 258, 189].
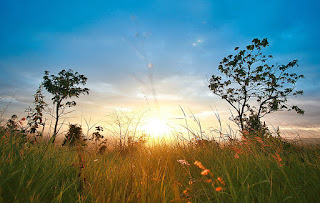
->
[5, 115, 28, 145]
[6, 114, 19, 131]
[91, 126, 104, 142]
[42, 69, 89, 142]
[208, 38, 304, 135]
[62, 124, 86, 146]
[90, 126, 107, 151]
[26, 85, 47, 135]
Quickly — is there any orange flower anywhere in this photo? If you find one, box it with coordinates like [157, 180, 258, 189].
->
[194, 161, 206, 170]
[230, 146, 242, 154]
[242, 129, 249, 135]
[215, 187, 223, 192]
[217, 177, 225, 185]
[201, 169, 210, 176]
[276, 154, 282, 162]
[204, 179, 212, 183]
[272, 153, 283, 167]
[234, 153, 239, 159]
[183, 188, 190, 194]
[255, 136, 267, 147]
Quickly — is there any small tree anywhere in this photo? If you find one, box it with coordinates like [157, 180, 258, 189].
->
[62, 124, 85, 146]
[6, 114, 19, 131]
[26, 85, 47, 135]
[90, 126, 107, 152]
[209, 38, 304, 135]
[42, 69, 89, 142]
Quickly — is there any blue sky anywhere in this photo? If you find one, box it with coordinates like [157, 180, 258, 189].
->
[1, 0, 320, 137]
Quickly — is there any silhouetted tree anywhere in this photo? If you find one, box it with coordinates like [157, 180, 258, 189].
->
[6, 114, 18, 131]
[209, 38, 304, 135]
[62, 124, 85, 146]
[42, 69, 89, 143]
[26, 85, 47, 135]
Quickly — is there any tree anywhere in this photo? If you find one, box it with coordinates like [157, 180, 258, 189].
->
[26, 85, 47, 135]
[62, 124, 86, 147]
[208, 38, 304, 135]
[42, 69, 89, 142]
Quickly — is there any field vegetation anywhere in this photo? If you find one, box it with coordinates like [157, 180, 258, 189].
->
[0, 121, 319, 202]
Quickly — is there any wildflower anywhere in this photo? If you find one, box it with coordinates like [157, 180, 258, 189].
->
[93, 159, 98, 162]
[201, 169, 211, 176]
[242, 129, 249, 135]
[272, 153, 283, 167]
[217, 177, 225, 185]
[234, 153, 239, 159]
[234, 147, 241, 153]
[194, 161, 205, 170]
[177, 159, 190, 166]
[183, 188, 190, 194]
[189, 180, 194, 185]
[215, 187, 223, 192]
[137, 193, 141, 199]
[276, 154, 282, 162]
[255, 136, 267, 147]
[204, 179, 212, 183]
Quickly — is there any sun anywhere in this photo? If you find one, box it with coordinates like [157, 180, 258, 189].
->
[142, 117, 171, 138]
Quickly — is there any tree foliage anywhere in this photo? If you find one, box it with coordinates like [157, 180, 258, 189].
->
[26, 85, 47, 135]
[42, 69, 89, 142]
[209, 38, 304, 134]
[62, 124, 86, 147]
[6, 114, 19, 131]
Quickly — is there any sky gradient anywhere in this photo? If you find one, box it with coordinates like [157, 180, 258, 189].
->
[1, 0, 320, 138]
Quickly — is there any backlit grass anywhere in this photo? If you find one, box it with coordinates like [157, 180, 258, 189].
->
[0, 127, 319, 202]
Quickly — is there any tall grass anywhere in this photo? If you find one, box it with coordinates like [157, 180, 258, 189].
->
[0, 128, 82, 202]
[1, 125, 320, 202]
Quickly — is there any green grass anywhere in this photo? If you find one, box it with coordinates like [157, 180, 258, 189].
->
[1, 127, 320, 202]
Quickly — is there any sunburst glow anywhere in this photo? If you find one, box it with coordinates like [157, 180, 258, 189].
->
[142, 117, 171, 138]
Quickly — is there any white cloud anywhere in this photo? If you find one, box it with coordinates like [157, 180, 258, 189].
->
[87, 82, 118, 94]
[0, 96, 20, 104]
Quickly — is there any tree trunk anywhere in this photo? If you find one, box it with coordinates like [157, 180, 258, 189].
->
[52, 101, 60, 143]
[239, 116, 244, 132]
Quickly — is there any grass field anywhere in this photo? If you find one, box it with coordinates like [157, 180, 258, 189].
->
[1, 126, 320, 202]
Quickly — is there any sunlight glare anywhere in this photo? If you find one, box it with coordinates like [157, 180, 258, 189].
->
[142, 117, 170, 138]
